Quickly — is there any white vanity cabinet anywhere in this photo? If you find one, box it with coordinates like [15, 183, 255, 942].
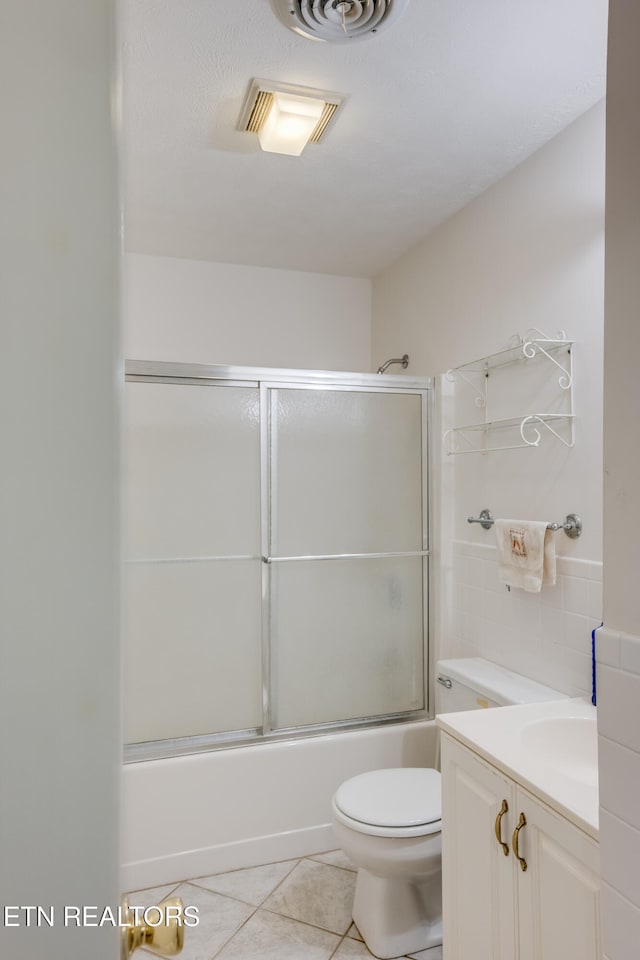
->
[441, 733, 601, 960]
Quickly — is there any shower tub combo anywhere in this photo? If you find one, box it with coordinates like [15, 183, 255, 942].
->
[121, 361, 434, 890]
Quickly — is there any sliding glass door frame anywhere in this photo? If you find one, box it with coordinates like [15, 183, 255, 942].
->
[124, 361, 434, 762]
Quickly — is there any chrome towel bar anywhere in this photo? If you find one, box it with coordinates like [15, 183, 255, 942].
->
[467, 508, 582, 539]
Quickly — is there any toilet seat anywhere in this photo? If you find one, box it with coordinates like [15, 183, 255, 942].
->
[333, 768, 442, 838]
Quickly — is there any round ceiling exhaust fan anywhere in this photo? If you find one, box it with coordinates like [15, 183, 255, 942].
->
[269, 0, 411, 42]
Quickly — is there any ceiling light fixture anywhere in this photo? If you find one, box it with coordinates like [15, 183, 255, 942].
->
[269, 0, 411, 42]
[239, 79, 346, 157]
[259, 93, 324, 156]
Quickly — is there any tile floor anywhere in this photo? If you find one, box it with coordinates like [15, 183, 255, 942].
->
[129, 849, 443, 960]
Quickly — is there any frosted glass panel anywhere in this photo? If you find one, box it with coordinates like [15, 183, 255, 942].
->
[124, 559, 262, 743]
[271, 389, 423, 556]
[124, 382, 260, 559]
[271, 557, 424, 729]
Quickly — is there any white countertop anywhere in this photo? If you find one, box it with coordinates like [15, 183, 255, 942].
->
[437, 697, 599, 839]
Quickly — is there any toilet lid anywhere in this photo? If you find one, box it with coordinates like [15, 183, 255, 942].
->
[333, 768, 441, 829]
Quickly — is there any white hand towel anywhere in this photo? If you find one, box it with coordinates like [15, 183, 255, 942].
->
[494, 519, 557, 593]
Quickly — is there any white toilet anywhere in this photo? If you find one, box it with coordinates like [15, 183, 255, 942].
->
[331, 658, 566, 960]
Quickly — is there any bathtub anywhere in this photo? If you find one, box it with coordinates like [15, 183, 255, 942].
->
[121, 719, 436, 891]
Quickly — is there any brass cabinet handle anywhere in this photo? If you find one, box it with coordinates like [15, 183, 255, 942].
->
[494, 798, 509, 856]
[512, 812, 528, 872]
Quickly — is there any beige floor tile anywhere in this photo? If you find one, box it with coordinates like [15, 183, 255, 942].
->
[346, 922, 364, 942]
[214, 907, 340, 960]
[262, 858, 356, 935]
[126, 882, 182, 910]
[310, 849, 357, 872]
[140, 882, 253, 960]
[130, 857, 441, 960]
[332, 937, 376, 958]
[407, 946, 443, 960]
[191, 859, 299, 906]
[337, 934, 443, 959]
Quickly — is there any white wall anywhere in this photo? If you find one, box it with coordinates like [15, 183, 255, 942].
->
[0, 3, 120, 958]
[597, 3, 640, 957]
[373, 102, 605, 697]
[125, 253, 372, 372]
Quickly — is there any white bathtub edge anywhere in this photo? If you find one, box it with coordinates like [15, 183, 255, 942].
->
[121, 823, 336, 893]
[121, 720, 436, 893]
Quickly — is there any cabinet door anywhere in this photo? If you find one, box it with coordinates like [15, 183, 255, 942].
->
[515, 787, 601, 960]
[441, 734, 518, 960]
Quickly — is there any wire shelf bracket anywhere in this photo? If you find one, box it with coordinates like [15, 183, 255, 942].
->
[444, 329, 574, 455]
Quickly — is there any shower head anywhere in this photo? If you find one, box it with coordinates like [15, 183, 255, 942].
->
[269, 0, 412, 43]
[377, 354, 409, 374]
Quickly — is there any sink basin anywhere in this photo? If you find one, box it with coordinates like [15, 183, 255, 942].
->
[520, 716, 598, 786]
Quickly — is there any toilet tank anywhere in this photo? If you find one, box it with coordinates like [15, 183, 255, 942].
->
[435, 657, 567, 714]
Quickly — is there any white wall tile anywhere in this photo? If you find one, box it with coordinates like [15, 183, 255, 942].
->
[482, 623, 508, 664]
[558, 556, 594, 579]
[563, 575, 590, 614]
[483, 588, 512, 625]
[587, 561, 604, 582]
[541, 606, 565, 642]
[600, 811, 640, 908]
[598, 665, 640, 754]
[601, 884, 640, 960]
[441, 537, 601, 694]
[448, 606, 463, 637]
[466, 556, 485, 589]
[457, 639, 480, 660]
[565, 612, 594, 653]
[469, 613, 486, 650]
[596, 627, 621, 668]
[561, 648, 592, 696]
[460, 541, 492, 561]
[539, 576, 565, 609]
[514, 594, 542, 635]
[451, 576, 462, 611]
[482, 556, 503, 593]
[599, 736, 640, 826]
[458, 611, 474, 645]
[620, 634, 640, 676]
[587, 577, 604, 620]
[461, 584, 483, 616]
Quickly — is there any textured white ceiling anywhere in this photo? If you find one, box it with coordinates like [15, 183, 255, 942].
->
[122, 0, 607, 278]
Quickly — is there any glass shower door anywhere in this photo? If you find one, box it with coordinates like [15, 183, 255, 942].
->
[123, 380, 262, 744]
[122, 363, 431, 759]
[265, 386, 428, 731]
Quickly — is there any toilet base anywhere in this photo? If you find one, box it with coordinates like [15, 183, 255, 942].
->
[352, 867, 443, 960]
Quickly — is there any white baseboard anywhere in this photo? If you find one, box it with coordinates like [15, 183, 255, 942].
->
[121, 823, 336, 893]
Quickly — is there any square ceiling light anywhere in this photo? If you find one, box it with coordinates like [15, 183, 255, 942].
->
[239, 79, 346, 157]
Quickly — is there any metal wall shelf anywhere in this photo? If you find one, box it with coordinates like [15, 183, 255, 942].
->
[443, 329, 575, 455]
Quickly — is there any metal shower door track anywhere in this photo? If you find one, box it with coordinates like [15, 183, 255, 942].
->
[125, 359, 433, 391]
